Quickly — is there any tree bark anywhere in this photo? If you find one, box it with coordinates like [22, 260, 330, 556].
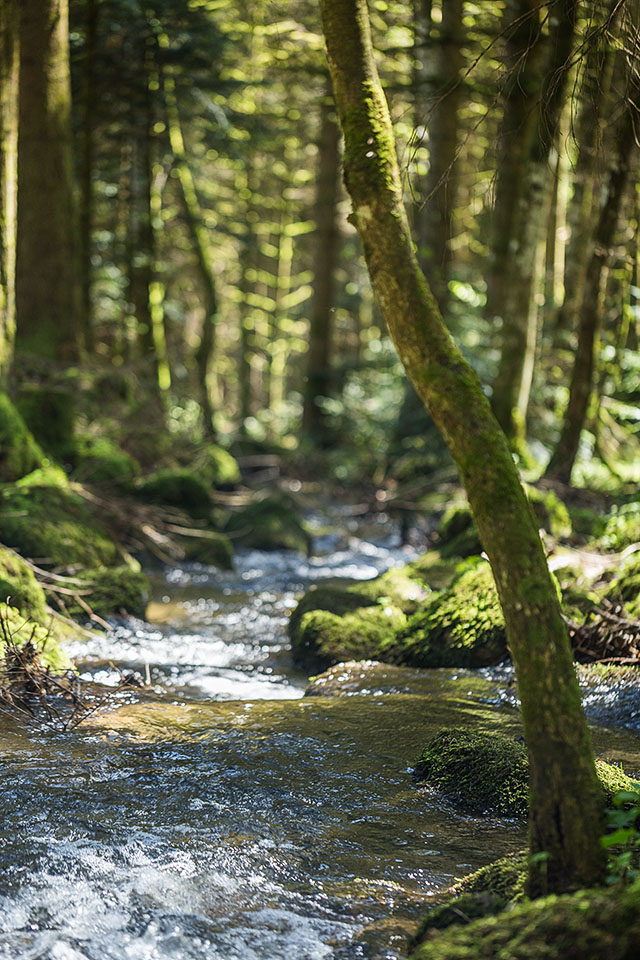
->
[321, 0, 605, 897]
[0, 0, 18, 384]
[490, 0, 577, 443]
[16, 0, 82, 363]
[545, 78, 639, 484]
[79, 0, 98, 353]
[303, 82, 341, 440]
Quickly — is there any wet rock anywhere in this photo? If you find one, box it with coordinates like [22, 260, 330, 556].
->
[226, 493, 311, 554]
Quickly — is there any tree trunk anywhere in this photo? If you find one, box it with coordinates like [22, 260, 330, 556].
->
[16, 0, 82, 364]
[303, 83, 341, 440]
[321, 0, 604, 897]
[160, 34, 218, 439]
[418, 0, 464, 314]
[545, 80, 638, 484]
[0, 0, 18, 384]
[490, 0, 577, 443]
[79, 0, 97, 353]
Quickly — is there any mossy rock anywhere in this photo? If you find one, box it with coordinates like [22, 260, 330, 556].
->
[226, 494, 311, 554]
[190, 444, 240, 489]
[436, 505, 482, 559]
[0, 602, 71, 672]
[0, 483, 123, 571]
[413, 727, 529, 817]
[0, 391, 45, 482]
[525, 485, 572, 539]
[601, 503, 640, 552]
[453, 853, 528, 902]
[179, 530, 234, 569]
[553, 564, 603, 623]
[0, 545, 48, 623]
[392, 560, 507, 668]
[72, 435, 140, 487]
[604, 551, 640, 619]
[16, 463, 69, 489]
[15, 383, 75, 459]
[413, 727, 640, 819]
[409, 880, 640, 959]
[134, 468, 212, 517]
[407, 550, 461, 590]
[412, 892, 509, 942]
[289, 566, 428, 670]
[62, 564, 150, 621]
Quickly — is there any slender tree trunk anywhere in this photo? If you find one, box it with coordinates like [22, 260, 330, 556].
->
[160, 36, 218, 439]
[321, 0, 604, 897]
[303, 83, 341, 439]
[0, 0, 18, 384]
[79, 0, 97, 353]
[545, 84, 638, 484]
[418, 0, 464, 314]
[16, 0, 82, 363]
[490, 0, 577, 443]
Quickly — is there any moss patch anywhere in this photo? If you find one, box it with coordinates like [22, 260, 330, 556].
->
[525, 485, 572, 540]
[409, 880, 640, 959]
[601, 503, 640, 552]
[72, 435, 140, 487]
[0, 602, 71, 672]
[0, 392, 45, 482]
[436, 505, 482, 559]
[605, 551, 640, 618]
[62, 564, 150, 621]
[0, 483, 123, 571]
[0, 546, 48, 623]
[134, 468, 212, 517]
[392, 560, 507, 668]
[190, 444, 240, 488]
[413, 728, 640, 819]
[226, 494, 311, 554]
[15, 383, 75, 459]
[179, 530, 234, 569]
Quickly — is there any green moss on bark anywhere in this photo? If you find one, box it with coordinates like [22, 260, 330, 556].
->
[0, 391, 45, 481]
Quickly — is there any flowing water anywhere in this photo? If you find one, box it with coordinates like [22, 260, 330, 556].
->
[2, 517, 640, 960]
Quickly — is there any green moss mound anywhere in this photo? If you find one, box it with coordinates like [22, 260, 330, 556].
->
[601, 503, 640, 552]
[62, 565, 149, 620]
[191, 444, 240, 488]
[413, 728, 639, 819]
[0, 545, 48, 623]
[289, 566, 428, 669]
[0, 483, 122, 571]
[179, 530, 234, 569]
[393, 560, 507, 668]
[0, 602, 71, 672]
[453, 853, 528, 902]
[134, 468, 212, 516]
[72, 436, 140, 487]
[0, 392, 45, 482]
[413, 728, 529, 817]
[226, 494, 311, 553]
[409, 880, 640, 960]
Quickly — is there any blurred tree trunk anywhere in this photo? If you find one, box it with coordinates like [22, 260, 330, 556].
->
[303, 83, 341, 440]
[79, 0, 98, 353]
[545, 79, 639, 484]
[161, 35, 218, 440]
[490, 0, 577, 444]
[16, 0, 82, 364]
[418, 0, 464, 314]
[321, 0, 605, 898]
[0, 0, 18, 384]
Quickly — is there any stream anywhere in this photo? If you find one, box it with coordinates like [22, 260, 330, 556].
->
[1, 516, 640, 960]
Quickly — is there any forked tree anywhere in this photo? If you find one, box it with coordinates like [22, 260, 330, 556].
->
[320, 0, 605, 896]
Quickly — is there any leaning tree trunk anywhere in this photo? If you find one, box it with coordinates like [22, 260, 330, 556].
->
[0, 0, 18, 383]
[545, 74, 639, 485]
[16, 0, 82, 364]
[303, 81, 341, 441]
[321, 0, 604, 897]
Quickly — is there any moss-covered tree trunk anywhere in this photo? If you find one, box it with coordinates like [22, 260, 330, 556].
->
[545, 74, 638, 485]
[0, 0, 18, 384]
[321, 0, 605, 897]
[489, 0, 576, 444]
[16, 0, 82, 363]
[79, 0, 98, 354]
[303, 82, 341, 440]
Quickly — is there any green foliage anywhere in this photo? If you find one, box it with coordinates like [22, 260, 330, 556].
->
[602, 788, 640, 886]
[190, 444, 240, 488]
[525, 485, 572, 540]
[604, 551, 640, 618]
[601, 503, 640, 552]
[0, 392, 45, 482]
